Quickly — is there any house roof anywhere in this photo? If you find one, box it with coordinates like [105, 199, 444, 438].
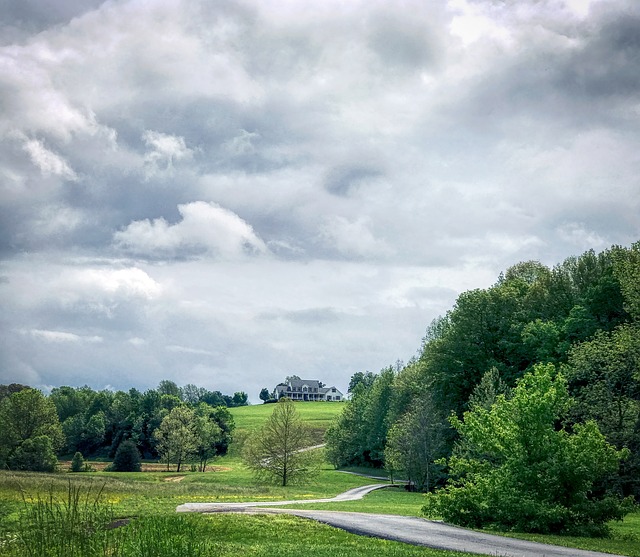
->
[288, 379, 320, 389]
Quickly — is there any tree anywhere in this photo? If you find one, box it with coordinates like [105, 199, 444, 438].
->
[0, 383, 29, 401]
[0, 388, 63, 470]
[565, 324, 640, 497]
[423, 364, 631, 536]
[8, 436, 58, 472]
[385, 394, 448, 491]
[181, 383, 206, 405]
[348, 371, 376, 393]
[111, 439, 142, 472]
[71, 451, 85, 472]
[243, 398, 315, 486]
[232, 391, 248, 406]
[259, 388, 271, 402]
[157, 380, 181, 398]
[153, 406, 197, 472]
[193, 403, 224, 472]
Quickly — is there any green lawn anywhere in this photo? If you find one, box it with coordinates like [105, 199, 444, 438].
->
[2, 466, 640, 557]
[230, 401, 345, 446]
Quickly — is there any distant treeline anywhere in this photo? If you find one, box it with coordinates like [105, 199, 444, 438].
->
[326, 242, 640, 499]
[0, 380, 247, 460]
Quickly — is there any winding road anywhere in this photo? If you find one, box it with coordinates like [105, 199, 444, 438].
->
[177, 484, 627, 557]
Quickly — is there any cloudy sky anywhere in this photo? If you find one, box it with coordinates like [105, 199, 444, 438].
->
[1, 0, 638, 401]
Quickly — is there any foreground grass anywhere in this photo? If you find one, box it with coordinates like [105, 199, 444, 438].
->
[2, 456, 639, 557]
[0, 460, 377, 519]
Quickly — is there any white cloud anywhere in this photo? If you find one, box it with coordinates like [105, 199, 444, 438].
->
[25, 329, 103, 343]
[321, 215, 393, 258]
[114, 201, 268, 259]
[22, 138, 77, 180]
[142, 130, 193, 175]
[166, 345, 216, 356]
[556, 222, 609, 251]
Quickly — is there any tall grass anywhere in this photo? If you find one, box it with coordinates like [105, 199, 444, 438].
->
[2, 481, 217, 557]
[8, 481, 117, 557]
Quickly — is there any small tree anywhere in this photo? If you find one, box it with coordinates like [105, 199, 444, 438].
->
[71, 451, 85, 472]
[153, 406, 197, 472]
[193, 405, 223, 472]
[243, 398, 315, 486]
[259, 388, 271, 403]
[111, 439, 142, 472]
[385, 395, 448, 491]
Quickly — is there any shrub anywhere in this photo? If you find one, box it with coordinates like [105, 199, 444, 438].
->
[423, 364, 632, 536]
[110, 439, 141, 472]
[70, 452, 85, 473]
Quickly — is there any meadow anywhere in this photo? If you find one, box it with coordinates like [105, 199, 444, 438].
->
[1, 401, 639, 557]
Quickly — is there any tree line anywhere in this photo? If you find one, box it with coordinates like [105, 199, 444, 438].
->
[326, 241, 640, 535]
[0, 379, 246, 472]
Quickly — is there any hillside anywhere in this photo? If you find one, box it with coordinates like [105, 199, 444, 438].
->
[229, 401, 345, 446]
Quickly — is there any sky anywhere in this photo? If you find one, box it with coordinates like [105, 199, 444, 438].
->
[1, 0, 639, 402]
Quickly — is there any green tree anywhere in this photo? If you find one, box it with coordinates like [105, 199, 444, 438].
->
[614, 241, 640, 320]
[193, 404, 223, 472]
[0, 388, 63, 470]
[71, 451, 85, 472]
[8, 436, 58, 472]
[111, 439, 142, 472]
[348, 371, 376, 393]
[0, 383, 29, 401]
[243, 398, 315, 486]
[232, 392, 249, 406]
[385, 394, 448, 491]
[181, 383, 206, 404]
[423, 364, 631, 536]
[157, 380, 181, 398]
[259, 388, 271, 402]
[565, 324, 640, 496]
[153, 406, 197, 472]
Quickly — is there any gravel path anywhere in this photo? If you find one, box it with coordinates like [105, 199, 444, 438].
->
[177, 485, 627, 557]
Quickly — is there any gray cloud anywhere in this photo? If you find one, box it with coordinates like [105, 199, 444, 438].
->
[0, 0, 638, 399]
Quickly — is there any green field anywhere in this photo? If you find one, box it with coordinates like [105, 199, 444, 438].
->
[1, 402, 639, 557]
[229, 401, 346, 446]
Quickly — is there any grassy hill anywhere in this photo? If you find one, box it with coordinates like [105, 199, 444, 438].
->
[229, 401, 345, 446]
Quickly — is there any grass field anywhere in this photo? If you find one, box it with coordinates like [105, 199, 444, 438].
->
[2, 402, 639, 557]
[229, 401, 345, 447]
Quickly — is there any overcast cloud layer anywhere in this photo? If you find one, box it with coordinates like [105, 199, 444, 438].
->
[1, 0, 639, 400]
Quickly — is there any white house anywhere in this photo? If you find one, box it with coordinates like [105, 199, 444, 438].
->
[274, 379, 344, 401]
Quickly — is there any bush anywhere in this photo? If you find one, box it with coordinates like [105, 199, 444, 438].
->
[7, 436, 58, 472]
[110, 439, 141, 472]
[422, 365, 632, 536]
[70, 452, 85, 472]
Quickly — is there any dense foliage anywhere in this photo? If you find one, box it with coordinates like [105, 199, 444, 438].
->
[0, 380, 240, 471]
[423, 364, 632, 536]
[326, 241, 640, 534]
[0, 388, 63, 472]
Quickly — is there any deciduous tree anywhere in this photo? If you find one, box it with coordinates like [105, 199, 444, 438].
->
[153, 406, 197, 472]
[423, 364, 631, 536]
[243, 398, 315, 486]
